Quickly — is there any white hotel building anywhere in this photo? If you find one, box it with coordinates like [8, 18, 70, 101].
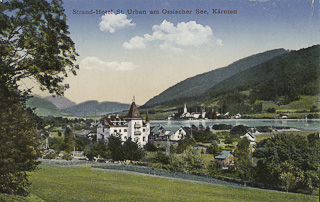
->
[96, 101, 150, 147]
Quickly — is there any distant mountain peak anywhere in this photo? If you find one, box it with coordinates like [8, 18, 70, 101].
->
[62, 100, 131, 117]
[44, 96, 76, 109]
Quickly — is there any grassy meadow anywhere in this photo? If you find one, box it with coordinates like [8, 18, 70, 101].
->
[12, 165, 316, 202]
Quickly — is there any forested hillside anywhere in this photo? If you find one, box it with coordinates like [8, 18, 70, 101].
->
[200, 45, 319, 110]
[205, 45, 319, 100]
[143, 48, 288, 107]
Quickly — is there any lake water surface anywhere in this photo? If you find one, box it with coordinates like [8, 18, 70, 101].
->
[150, 119, 320, 131]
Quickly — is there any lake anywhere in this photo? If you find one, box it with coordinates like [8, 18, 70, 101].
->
[150, 119, 320, 131]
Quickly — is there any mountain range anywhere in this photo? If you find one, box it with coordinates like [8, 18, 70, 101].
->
[62, 100, 130, 117]
[44, 96, 76, 109]
[26, 96, 130, 117]
[26, 45, 319, 117]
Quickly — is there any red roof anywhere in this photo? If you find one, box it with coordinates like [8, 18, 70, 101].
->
[102, 117, 128, 127]
[126, 102, 141, 119]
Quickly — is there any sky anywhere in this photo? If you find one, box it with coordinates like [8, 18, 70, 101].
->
[28, 0, 320, 105]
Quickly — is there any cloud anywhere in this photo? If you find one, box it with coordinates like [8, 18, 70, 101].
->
[99, 13, 135, 33]
[216, 39, 223, 46]
[123, 20, 222, 52]
[80, 57, 137, 71]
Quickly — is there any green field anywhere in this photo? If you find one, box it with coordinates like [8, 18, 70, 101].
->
[4, 165, 312, 202]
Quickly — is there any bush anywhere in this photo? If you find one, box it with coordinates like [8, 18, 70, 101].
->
[266, 108, 276, 113]
[43, 151, 59, 159]
[84, 141, 109, 161]
[176, 138, 196, 154]
[153, 151, 170, 164]
[144, 142, 158, 152]
[169, 147, 205, 174]
[212, 124, 232, 130]
[207, 161, 221, 177]
[62, 153, 72, 161]
[206, 143, 221, 157]
[229, 125, 248, 139]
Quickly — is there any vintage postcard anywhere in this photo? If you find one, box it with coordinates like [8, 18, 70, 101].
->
[1, 0, 319, 201]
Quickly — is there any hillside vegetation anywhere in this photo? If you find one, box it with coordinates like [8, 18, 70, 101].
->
[26, 96, 65, 117]
[199, 45, 320, 115]
[142, 45, 319, 117]
[143, 48, 288, 108]
[203, 45, 320, 104]
[62, 100, 130, 117]
[44, 96, 76, 109]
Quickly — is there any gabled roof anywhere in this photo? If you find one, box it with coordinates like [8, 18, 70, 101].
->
[246, 131, 255, 139]
[151, 126, 158, 133]
[215, 150, 231, 160]
[126, 102, 141, 119]
[102, 117, 128, 127]
[151, 126, 162, 134]
[166, 131, 175, 136]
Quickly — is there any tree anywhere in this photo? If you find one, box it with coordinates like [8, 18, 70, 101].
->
[207, 161, 221, 177]
[1, 0, 78, 95]
[123, 137, 144, 161]
[144, 142, 157, 152]
[107, 135, 124, 161]
[0, 0, 78, 195]
[175, 138, 196, 154]
[234, 138, 252, 182]
[85, 141, 109, 161]
[277, 161, 305, 192]
[229, 125, 248, 139]
[61, 127, 74, 160]
[169, 147, 205, 174]
[206, 142, 221, 157]
[253, 133, 320, 193]
[0, 85, 41, 195]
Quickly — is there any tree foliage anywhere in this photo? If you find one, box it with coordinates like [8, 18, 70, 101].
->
[175, 138, 196, 154]
[106, 135, 124, 161]
[206, 142, 221, 157]
[144, 142, 157, 152]
[193, 126, 218, 143]
[123, 137, 144, 161]
[0, 85, 41, 195]
[253, 133, 320, 193]
[0, 0, 78, 195]
[234, 139, 252, 182]
[106, 135, 144, 161]
[230, 125, 248, 138]
[169, 147, 205, 174]
[85, 141, 109, 161]
[1, 0, 78, 95]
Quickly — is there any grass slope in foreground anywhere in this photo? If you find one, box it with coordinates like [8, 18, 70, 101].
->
[27, 165, 318, 202]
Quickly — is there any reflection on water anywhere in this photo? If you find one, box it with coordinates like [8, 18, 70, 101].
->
[150, 119, 320, 131]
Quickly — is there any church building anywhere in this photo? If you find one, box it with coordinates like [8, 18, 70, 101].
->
[96, 100, 150, 147]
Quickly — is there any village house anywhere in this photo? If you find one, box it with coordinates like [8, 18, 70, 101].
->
[96, 100, 150, 147]
[214, 150, 234, 169]
[149, 125, 191, 141]
[240, 131, 256, 146]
